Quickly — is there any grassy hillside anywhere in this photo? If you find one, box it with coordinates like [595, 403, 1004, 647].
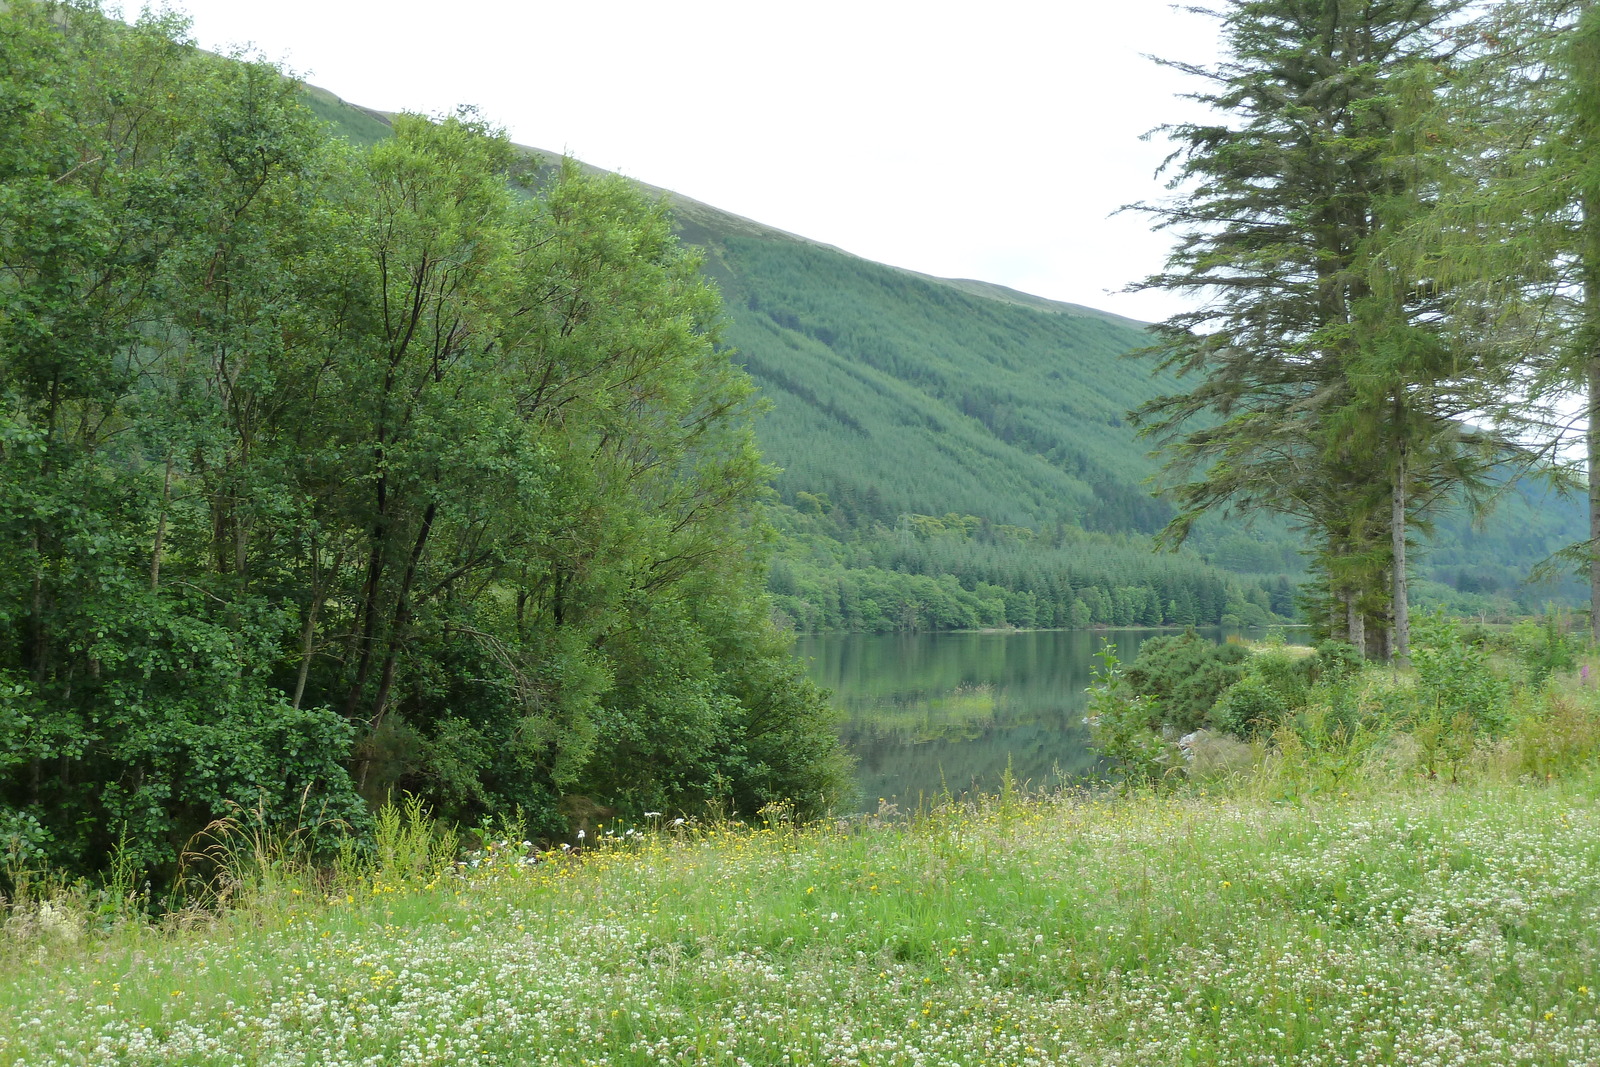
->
[301, 87, 1586, 626]
[299, 86, 394, 147]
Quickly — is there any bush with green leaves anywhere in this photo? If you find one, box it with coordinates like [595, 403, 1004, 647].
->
[1211, 673, 1290, 739]
[1120, 630, 1250, 735]
[1084, 643, 1178, 784]
[1510, 609, 1580, 687]
[1209, 640, 1348, 740]
[1411, 612, 1511, 737]
[1403, 612, 1512, 779]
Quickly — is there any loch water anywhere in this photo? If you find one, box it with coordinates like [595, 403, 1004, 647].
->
[794, 628, 1249, 813]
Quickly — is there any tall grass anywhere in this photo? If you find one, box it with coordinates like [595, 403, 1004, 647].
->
[6, 630, 1600, 1065]
[4, 750, 1600, 1064]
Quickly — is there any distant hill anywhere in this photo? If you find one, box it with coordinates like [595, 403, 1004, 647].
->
[303, 87, 1584, 626]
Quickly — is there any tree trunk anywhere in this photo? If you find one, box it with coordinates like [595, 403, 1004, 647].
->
[1346, 592, 1365, 656]
[27, 529, 46, 687]
[368, 502, 437, 731]
[1586, 184, 1600, 644]
[1590, 345, 1600, 645]
[344, 473, 390, 719]
[293, 545, 343, 711]
[1573, 0, 1600, 644]
[1391, 434, 1410, 669]
[291, 600, 318, 712]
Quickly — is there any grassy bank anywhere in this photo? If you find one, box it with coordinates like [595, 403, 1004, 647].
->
[3, 767, 1599, 1065]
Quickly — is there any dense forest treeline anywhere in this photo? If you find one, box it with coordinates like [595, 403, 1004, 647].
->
[766, 506, 1295, 632]
[711, 236, 1162, 530]
[0, 1, 848, 882]
[763, 501, 1579, 634]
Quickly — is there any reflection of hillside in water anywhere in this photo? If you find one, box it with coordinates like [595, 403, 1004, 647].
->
[845, 684, 1002, 742]
[796, 629, 1238, 812]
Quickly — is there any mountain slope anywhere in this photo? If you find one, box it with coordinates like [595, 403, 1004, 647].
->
[305, 88, 1584, 623]
[306, 90, 1166, 530]
[712, 235, 1167, 529]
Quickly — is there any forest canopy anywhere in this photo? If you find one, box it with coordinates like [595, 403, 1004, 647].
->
[0, 0, 849, 880]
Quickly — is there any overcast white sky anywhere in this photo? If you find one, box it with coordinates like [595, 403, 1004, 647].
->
[142, 0, 1223, 324]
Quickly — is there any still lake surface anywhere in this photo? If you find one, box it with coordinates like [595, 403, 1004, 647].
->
[794, 628, 1248, 812]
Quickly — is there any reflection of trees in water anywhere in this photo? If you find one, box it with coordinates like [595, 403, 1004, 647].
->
[797, 630, 1117, 702]
[804, 628, 1257, 810]
[799, 630, 1182, 811]
[843, 683, 1002, 742]
[847, 718, 1103, 811]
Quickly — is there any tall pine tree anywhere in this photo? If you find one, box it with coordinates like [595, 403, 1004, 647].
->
[1130, 0, 1514, 661]
[1419, 0, 1600, 638]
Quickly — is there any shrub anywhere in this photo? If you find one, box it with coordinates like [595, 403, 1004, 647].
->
[1259, 696, 1388, 800]
[1085, 643, 1179, 784]
[1403, 613, 1512, 780]
[1121, 630, 1249, 735]
[1412, 612, 1510, 738]
[1212, 674, 1290, 739]
[1511, 608, 1580, 687]
[1251, 645, 1311, 706]
[1310, 640, 1364, 685]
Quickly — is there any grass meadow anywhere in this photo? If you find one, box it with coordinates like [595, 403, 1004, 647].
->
[3, 760, 1600, 1066]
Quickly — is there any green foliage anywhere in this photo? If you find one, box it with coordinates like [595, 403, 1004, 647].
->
[366, 795, 459, 890]
[1211, 674, 1290, 740]
[1401, 613, 1512, 780]
[1511, 607, 1581, 686]
[0, 1, 368, 880]
[0, 1, 846, 883]
[765, 504, 1292, 632]
[1083, 643, 1175, 784]
[1261, 699, 1389, 803]
[0, 805, 51, 900]
[1121, 631, 1250, 735]
[1411, 612, 1511, 739]
[1252, 643, 1312, 705]
[1312, 641, 1365, 686]
[1087, 613, 1567, 789]
[715, 237, 1162, 530]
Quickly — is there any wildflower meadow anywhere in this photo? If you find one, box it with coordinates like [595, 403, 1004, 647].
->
[3, 765, 1599, 1066]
